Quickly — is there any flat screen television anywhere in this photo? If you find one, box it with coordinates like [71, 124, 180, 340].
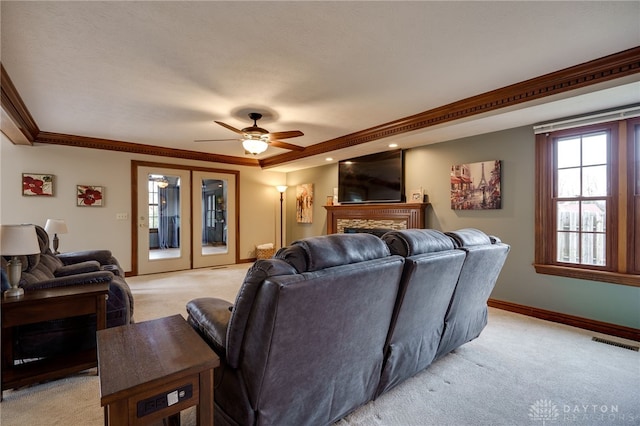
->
[338, 150, 404, 203]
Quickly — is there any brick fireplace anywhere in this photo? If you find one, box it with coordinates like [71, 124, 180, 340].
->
[324, 203, 429, 234]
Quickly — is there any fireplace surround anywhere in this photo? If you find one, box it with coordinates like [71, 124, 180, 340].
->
[324, 203, 429, 234]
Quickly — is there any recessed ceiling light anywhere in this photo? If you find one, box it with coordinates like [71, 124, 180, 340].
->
[325, 157, 333, 161]
[389, 143, 398, 148]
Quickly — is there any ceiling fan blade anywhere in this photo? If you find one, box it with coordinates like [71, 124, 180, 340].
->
[214, 121, 244, 135]
[194, 138, 240, 142]
[270, 140, 305, 151]
[269, 130, 304, 140]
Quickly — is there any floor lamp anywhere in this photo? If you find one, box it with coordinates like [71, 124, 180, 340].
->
[276, 186, 288, 248]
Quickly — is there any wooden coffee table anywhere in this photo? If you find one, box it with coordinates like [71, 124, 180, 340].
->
[1, 283, 109, 401]
[97, 314, 219, 426]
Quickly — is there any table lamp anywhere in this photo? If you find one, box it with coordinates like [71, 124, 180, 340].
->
[45, 219, 68, 254]
[1, 224, 40, 298]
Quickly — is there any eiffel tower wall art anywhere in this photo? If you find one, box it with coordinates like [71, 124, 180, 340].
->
[450, 160, 501, 210]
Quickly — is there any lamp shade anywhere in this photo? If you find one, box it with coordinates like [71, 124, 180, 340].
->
[45, 219, 68, 235]
[276, 185, 288, 193]
[0, 224, 40, 256]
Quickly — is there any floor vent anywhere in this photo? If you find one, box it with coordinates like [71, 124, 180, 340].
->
[592, 337, 639, 351]
[210, 266, 228, 270]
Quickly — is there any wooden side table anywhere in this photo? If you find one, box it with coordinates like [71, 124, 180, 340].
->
[1, 283, 109, 400]
[97, 314, 219, 426]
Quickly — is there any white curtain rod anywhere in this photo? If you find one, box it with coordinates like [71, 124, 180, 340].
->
[533, 105, 640, 134]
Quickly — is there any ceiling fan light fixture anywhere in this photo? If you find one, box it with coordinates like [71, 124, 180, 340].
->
[200, 112, 304, 154]
[242, 138, 268, 155]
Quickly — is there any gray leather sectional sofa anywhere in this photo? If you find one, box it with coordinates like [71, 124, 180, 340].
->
[187, 228, 509, 426]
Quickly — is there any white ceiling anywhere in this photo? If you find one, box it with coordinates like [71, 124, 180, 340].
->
[1, 1, 639, 172]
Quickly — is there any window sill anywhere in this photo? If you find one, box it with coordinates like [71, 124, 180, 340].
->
[534, 264, 640, 287]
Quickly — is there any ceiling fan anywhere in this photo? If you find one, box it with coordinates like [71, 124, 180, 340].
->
[195, 112, 305, 155]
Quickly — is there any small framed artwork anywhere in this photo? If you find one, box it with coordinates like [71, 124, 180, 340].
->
[450, 160, 501, 210]
[408, 188, 423, 203]
[77, 185, 104, 207]
[22, 173, 54, 196]
[296, 183, 314, 223]
[326, 195, 334, 206]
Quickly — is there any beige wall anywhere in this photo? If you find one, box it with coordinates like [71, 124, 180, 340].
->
[285, 163, 338, 242]
[3, 126, 638, 329]
[0, 134, 287, 271]
[285, 126, 640, 329]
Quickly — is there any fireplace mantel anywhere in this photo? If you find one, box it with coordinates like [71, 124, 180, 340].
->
[324, 203, 429, 234]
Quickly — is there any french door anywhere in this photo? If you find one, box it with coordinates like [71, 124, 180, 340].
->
[134, 162, 238, 275]
[136, 166, 191, 275]
[192, 170, 236, 268]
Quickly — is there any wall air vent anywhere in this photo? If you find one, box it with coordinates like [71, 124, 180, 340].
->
[591, 337, 639, 352]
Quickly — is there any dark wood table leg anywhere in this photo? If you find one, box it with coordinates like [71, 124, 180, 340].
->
[106, 399, 128, 425]
[198, 368, 214, 425]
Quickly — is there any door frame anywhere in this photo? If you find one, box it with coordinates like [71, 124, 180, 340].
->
[131, 160, 240, 276]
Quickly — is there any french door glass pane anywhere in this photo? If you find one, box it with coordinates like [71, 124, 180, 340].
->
[149, 174, 181, 260]
[201, 178, 228, 256]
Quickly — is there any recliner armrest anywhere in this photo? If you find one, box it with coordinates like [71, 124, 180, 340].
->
[54, 260, 101, 277]
[186, 297, 233, 357]
[21, 270, 114, 291]
[57, 250, 115, 266]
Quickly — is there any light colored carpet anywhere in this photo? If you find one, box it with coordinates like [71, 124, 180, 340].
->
[1, 264, 638, 426]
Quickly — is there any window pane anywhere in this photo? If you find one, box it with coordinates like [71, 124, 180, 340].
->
[582, 165, 607, 196]
[556, 231, 580, 263]
[581, 200, 606, 232]
[582, 132, 607, 166]
[557, 168, 580, 197]
[581, 232, 606, 266]
[557, 201, 579, 231]
[557, 137, 580, 168]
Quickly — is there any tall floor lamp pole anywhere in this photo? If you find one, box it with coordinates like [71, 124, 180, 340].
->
[276, 186, 288, 248]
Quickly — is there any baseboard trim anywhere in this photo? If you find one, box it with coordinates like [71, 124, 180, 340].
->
[487, 299, 640, 342]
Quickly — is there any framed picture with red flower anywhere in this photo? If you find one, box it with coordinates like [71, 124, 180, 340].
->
[77, 185, 104, 207]
[22, 173, 54, 196]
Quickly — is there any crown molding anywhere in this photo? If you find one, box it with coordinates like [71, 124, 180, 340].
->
[1, 62, 39, 143]
[2, 47, 639, 169]
[34, 131, 260, 167]
[259, 46, 640, 168]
